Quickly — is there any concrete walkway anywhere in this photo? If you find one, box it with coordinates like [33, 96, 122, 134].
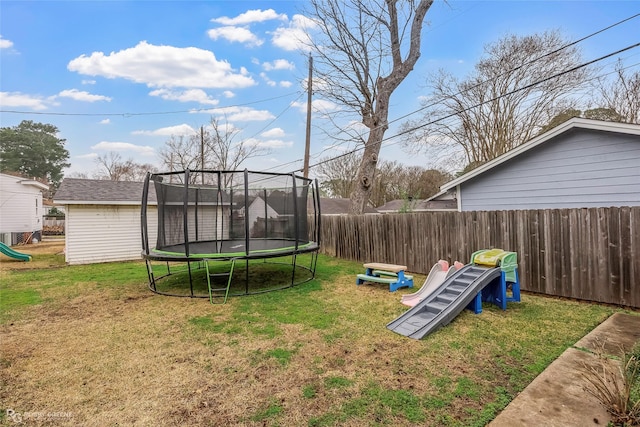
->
[490, 312, 640, 427]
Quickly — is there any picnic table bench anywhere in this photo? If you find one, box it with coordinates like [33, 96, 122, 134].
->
[356, 262, 414, 292]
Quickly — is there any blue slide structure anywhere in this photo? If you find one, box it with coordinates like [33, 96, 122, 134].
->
[387, 249, 520, 340]
[0, 242, 32, 261]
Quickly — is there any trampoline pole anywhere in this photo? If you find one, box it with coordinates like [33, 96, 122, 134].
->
[290, 253, 297, 287]
[291, 172, 299, 251]
[244, 169, 250, 296]
[183, 169, 190, 258]
[216, 171, 222, 253]
[187, 260, 194, 297]
[243, 169, 250, 256]
[245, 258, 249, 295]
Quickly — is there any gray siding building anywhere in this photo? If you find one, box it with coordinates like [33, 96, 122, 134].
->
[431, 118, 640, 211]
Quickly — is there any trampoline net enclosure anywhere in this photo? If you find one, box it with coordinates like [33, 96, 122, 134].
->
[141, 169, 321, 298]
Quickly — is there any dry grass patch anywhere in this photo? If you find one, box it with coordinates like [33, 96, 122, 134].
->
[0, 245, 619, 426]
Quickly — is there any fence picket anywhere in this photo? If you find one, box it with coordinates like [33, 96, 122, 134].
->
[316, 207, 639, 308]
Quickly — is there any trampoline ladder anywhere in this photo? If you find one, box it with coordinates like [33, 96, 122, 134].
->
[205, 259, 236, 304]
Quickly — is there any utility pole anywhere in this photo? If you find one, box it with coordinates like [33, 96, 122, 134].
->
[303, 55, 313, 178]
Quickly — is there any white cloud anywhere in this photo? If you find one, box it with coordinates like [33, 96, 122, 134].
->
[261, 128, 285, 138]
[91, 141, 156, 156]
[67, 41, 256, 89]
[211, 9, 287, 26]
[132, 124, 196, 136]
[99, 119, 110, 125]
[58, 89, 111, 102]
[207, 26, 263, 47]
[76, 153, 98, 159]
[198, 106, 275, 122]
[0, 36, 14, 49]
[0, 91, 50, 110]
[245, 137, 293, 149]
[222, 90, 235, 98]
[260, 72, 276, 87]
[149, 88, 219, 105]
[262, 59, 295, 71]
[259, 139, 294, 148]
[279, 80, 293, 88]
[292, 98, 338, 114]
[82, 79, 96, 85]
[271, 14, 316, 51]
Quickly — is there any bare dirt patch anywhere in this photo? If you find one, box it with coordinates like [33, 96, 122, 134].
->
[0, 240, 65, 271]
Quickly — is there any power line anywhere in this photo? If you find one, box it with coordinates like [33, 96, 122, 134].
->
[299, 42, 640, 173]
[276, 11, 640, 174]
[309, 12, 640, 159]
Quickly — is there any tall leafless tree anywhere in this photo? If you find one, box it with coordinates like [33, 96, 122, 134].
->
[316, 149, 451, 205]
[94, 152, 157, 181]
[158, 117, 270, 185]
[405, 31, 591, 168]
[204, 118, 270, 187]
[305, 0, 434, 214]
[315, 151, 361, 198]
[596, 59, 640, 124]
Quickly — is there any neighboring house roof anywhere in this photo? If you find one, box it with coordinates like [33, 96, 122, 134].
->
[319, 198, 378, 215]
[430, 118, 640, 200]
[54, 178, 156, 205]
[0, 172, 49, 191]
[377, 198, 457, 213]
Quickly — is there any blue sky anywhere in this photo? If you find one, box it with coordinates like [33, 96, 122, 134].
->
[1, 1, 638, 178]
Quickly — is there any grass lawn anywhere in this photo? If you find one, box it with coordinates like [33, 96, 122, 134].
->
[0, 241, 625, 426]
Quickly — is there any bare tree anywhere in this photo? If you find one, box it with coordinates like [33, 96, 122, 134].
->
[158, 117, 269, 186]
[305, 0, 434, 214]
[204, 118, 269, 187]
[406, 31, 590, 167]
[370, 161, 451, 206]
[596, 59, 640, 124]
[316, 150, 451, 205]
[158, 133, 202, 183]
[94, 152, 157, 181]
[315, 151, 360, 198]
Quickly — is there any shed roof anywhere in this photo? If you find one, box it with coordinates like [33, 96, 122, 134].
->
[54, 178, 155, 205]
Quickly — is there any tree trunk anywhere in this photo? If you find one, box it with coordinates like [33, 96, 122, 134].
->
[347, 0, 433, 214]
[349, 122, 387, 214]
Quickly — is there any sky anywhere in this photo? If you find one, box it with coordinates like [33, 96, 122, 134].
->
[0, 1, 638, 179]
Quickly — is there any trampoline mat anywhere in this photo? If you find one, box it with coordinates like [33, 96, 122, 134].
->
[145, 239, 318, 261]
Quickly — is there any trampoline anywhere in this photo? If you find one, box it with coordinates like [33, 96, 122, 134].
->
[141, 169, 321, 302]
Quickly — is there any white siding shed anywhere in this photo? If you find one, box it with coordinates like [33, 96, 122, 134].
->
[54, 179, 157, 265]
[64, 204, 158, 265]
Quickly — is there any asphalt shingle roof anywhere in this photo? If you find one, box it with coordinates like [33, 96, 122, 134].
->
[54, 178, 383, 215]
[54, 178, 156, 204]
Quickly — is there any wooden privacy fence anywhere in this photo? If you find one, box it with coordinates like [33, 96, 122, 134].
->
[317, 207, 640, 308]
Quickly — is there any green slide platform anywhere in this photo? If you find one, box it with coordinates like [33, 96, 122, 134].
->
[0, 242, 32, 261]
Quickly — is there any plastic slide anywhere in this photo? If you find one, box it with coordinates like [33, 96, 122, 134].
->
[387, 264, 501, 339]
[0, 242, 32, 261]
[401, 260, 465, 307]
